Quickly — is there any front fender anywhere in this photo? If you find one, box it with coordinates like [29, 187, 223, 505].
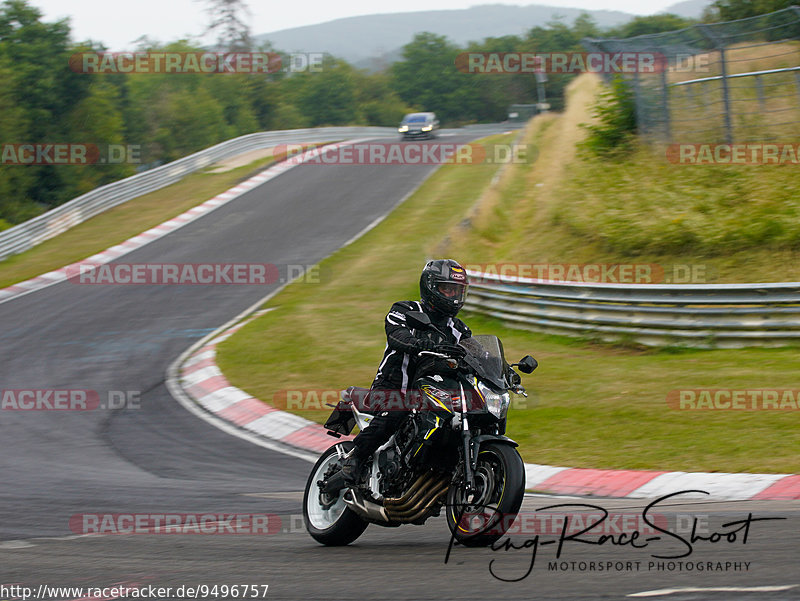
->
[470, 434, 519, 470]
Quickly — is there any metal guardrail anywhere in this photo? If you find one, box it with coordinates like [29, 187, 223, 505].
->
[0, 126, 396, 261]
[464, 271, 800, 348]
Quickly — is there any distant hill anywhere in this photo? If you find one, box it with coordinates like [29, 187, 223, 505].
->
[256, 4, 635, 67]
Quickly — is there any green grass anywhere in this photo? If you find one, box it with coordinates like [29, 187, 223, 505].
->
[552, 149, 800, 258]
[0, 153, 280, 289]
[216, 129, 800, 475]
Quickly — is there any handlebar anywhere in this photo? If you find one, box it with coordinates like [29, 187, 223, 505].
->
[418, 350, 459, 369]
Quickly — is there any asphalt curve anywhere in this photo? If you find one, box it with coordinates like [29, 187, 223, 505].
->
[1, 132, 798, 601]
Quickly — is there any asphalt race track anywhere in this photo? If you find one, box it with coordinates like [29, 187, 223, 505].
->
[1, 132, 798, 601]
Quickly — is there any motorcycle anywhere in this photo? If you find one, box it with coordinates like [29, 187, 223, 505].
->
[303, 310, 537, 546]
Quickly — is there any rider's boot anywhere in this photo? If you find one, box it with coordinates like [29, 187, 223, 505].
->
[341, 448, 366, 486]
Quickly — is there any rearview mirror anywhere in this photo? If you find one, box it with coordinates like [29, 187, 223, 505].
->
[514, 355, 537, 374]
[405, 311, 431, 330]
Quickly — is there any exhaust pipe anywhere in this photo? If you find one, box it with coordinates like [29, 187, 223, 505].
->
[384, 473, 433, 507]
[343, 489, 389, 523]
[394, 483, 450, 524]
[386, 478, 450, 520]
[385, 474, 436, 507]
[344, 472, 451, 525]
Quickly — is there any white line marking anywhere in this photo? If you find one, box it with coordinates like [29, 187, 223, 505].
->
[0, 533, 98, 550]
[523, 492, 586, 500]
[628, 585, 798, 597]
[0, 540, 35, 549]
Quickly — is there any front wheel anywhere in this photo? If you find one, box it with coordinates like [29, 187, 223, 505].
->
[445, 442, 525, 547]
[303, 442, 368, 546]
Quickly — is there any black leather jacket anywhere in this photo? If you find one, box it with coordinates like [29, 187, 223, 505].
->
[371, 300, 471, 393]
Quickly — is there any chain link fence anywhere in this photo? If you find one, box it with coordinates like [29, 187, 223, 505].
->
[584, 6, 800, 144]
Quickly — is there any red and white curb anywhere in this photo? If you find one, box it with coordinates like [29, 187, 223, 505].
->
[179, 310, 353, 456]
[0, 141, 368, 307]
[174, 316, 800, 501]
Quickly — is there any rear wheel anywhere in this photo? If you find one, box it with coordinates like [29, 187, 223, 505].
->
[445, 442, 525, 547]
[303, 442, 368, 546]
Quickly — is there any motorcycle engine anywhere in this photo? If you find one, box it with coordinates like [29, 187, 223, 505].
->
[377, 418, 418, 496]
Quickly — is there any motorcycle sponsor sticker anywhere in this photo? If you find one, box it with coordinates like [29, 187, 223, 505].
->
[70, 513, 282, 535]
[272, 142, 536, 166]
[667, 389, 800, 410]
[666, 143, 800, 165]
[455, 52, 667, 74]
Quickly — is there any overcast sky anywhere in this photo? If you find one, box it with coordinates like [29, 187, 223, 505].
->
[29, 0, 687, 49]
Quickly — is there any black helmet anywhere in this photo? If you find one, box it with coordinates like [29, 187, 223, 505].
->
[420, 259, 469, 317]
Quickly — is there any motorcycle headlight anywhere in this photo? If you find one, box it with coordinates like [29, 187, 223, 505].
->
[477, 381, 510, 419]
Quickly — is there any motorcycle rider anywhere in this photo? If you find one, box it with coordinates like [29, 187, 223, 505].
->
[341, 259, 471, 484]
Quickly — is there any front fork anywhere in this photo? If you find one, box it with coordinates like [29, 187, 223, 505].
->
[458, 381, 477, 494]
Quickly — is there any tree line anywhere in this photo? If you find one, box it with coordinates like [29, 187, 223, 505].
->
[0, 0, 777, 228]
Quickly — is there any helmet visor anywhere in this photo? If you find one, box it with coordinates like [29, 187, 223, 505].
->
[435, 281, 467, 303]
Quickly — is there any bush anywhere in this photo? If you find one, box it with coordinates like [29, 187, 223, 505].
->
[581, 75, 637, 157]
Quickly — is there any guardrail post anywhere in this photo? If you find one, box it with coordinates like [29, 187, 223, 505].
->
[794, 71, 800, 105]
[755, 75, 766, 111]
[698, 25, 733, 145]
[660, 65, 671, 142]
[632, 70, 646, 138]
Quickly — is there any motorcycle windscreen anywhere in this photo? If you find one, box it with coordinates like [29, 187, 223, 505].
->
[459, 335, 506, 388]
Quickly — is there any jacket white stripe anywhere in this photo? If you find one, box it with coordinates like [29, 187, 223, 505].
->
[374, 344, 392, 381]
[447, 317, 462, 343]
